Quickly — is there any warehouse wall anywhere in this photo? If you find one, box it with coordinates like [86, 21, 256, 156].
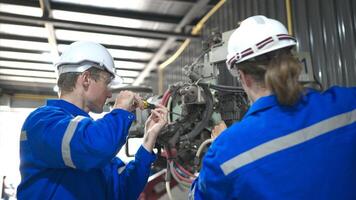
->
[292, 0, 356, 87]
[145, 0, 356, 94]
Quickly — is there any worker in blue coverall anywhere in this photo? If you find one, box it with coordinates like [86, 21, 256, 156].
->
[190, 15, 356, 200]
[17, 41, 168, 200]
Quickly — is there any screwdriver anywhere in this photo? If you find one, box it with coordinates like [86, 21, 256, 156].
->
[142, 100, 181, 117]
[142, 100, 156, 109]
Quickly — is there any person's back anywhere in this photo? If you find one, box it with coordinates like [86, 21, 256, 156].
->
[190, 15, 356, 200]
[197, 86, 356, 199]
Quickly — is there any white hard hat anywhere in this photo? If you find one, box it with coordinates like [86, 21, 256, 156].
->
[55, 41, 123, 84]
[226, 15, 296, 76]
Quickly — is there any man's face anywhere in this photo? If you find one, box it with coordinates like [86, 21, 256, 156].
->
[85, 71, 113, 113]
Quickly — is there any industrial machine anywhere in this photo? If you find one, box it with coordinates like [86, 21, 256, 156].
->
[113, 30, 318, 199]
[126, 30, 249, 199]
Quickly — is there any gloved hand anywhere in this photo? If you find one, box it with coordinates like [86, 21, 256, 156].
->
[142, 104, 168, 152]
[113, 90, 144, 112]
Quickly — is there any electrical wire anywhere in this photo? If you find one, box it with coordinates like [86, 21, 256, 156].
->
[165, 161, 174, 200]
[169, 162, 192, 187]
[174, 161, 195, 177]
[167, 94, 174, 123]
[197, 82, 245, 93]
[165, 181, 174, 200]
[196, 138, 214, 158]
[161, 90, 171, 106]
[170, 162, 193, 184]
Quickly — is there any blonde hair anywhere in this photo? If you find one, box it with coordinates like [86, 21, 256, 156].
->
[238, 49, 303, 106]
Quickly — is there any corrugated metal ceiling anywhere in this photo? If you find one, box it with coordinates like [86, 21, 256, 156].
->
[0, 0, 215, 95]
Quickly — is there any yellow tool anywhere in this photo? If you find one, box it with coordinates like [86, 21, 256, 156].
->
[142, 100, 181, 117]
[142, 100, 156, 109]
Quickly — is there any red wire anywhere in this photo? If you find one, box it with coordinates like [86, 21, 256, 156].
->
[171, 162, 193, 183]
[174, 161, 195, 177]
[160, 90, 171, 106]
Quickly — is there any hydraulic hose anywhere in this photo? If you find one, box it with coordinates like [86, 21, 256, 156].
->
[180, 85, 214, 141]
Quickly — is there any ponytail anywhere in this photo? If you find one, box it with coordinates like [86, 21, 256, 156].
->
[265, 50, 303, 106]
[237, 49, 303, 106]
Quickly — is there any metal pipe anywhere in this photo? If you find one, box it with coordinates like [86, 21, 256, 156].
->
[285, 0, 293, 36]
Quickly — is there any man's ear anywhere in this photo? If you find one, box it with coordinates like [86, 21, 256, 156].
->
[81, 71, 91, 88]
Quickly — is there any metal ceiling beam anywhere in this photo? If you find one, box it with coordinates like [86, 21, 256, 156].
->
[1, 0, 182, 24]
[0, 57, 52, 64]
[0, 0, 40, 7]
[0, 52, 150, 65]
[113, 58, 149, 63]
[39, 0, 59, 61]
[161, 0, 198, 3]
[133, 0, 210, 86]
[0, 20, 184, 43]
[115, 68, 143, 72]
[0, 65, 53, 72]
[50, 2, 182, 24]
[0, 19, 43, 27]
[0, 33, 48, 43]
[0, 33, 158, 53]
[0, 12, 198, 40]
[0, 63, 145, 73]
[0, 46, 48, 54]
[0, 73, 135, 83]
[0, 73, 56, 80]
[161, 0, 218, 6]
[0, 80, 56, 95]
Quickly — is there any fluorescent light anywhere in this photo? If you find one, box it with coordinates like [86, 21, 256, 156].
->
[0, 3, 42, 17]
[114, 61, 145, 70]
[0, 24, 48, 38]
[109, 83, 129, 90]
[116, 70, 140, 77]
[52, 10, 143, 29]
[55, 31, 160, 48]
[56, 44, 153, 60]
[0, 61, 54, 71]
[0, 68, 57, 78]
[0, 39, 51, 52]
[108, 49, 152, 60]
[0, 75, 56, 83]
[122, 77, 134, 84]
[0, 51, 53, 62]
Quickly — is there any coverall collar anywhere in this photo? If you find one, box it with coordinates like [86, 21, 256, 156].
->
[47, 99, 91, 118]
[244, 89, 313, 118]
[243, 94, 278, 118]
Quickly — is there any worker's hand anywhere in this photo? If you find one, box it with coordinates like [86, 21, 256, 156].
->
[143, 104, 168, 152]
[211, 121, 227, 139]
[113, 91, 144, 112]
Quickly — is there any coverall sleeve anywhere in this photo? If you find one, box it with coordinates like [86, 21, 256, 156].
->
[189, 139, 235, 200]
[103, 145, 156, 200]
[24, 108, 135, 170]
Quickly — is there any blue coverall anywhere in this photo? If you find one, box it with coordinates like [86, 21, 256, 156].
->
[17, 99, 156, 200]
[190, 86, 356, 200]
